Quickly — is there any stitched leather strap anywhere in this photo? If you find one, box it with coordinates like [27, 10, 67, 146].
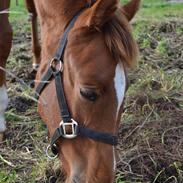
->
[77, 126, 118, 145]
[54, 72, 72, 122]
[51, 126, 118, 155]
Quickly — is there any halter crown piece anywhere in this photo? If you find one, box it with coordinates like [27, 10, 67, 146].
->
[35, 0, 118, 159]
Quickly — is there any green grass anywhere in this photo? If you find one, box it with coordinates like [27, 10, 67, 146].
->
[10, 0, 183, 21]
[0, 170, 20, 183]
[9, 0, 30, 34]
[120, 0, 183, 21]
[138, 3, 183, 21]
[156, 39, 169, 55]
[10, 0, 27, 21]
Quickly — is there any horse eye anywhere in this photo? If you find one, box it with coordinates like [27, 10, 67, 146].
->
[80, 88, 99, 102]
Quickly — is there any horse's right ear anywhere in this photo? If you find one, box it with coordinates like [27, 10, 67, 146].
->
[122, 0, 141, 21]
[86, 0, 118, 28]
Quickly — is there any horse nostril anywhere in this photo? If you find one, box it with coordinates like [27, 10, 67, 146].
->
[80, 88, 99, 102]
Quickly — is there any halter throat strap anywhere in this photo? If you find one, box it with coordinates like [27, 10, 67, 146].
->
[35, 0, 118, 158]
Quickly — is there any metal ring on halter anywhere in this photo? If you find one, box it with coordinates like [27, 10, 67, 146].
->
[50, 58, 63, 72]
[46, 144, 58, 160]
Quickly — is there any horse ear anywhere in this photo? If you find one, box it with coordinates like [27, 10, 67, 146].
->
[122, 0, 141, 21]
[86, 0, 118, 28]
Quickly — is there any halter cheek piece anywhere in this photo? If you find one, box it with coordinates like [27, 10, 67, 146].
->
[35, 0, 118, 159]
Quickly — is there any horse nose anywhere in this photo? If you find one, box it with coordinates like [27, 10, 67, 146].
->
[67, 166, 86, 183]
[66, 175, 85, 183]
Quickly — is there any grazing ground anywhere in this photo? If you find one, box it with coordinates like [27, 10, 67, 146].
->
[0, 0, 183, 183]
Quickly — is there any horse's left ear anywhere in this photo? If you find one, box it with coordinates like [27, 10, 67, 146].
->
[122, 0, 141, 21]
[86, 0, 118, 28]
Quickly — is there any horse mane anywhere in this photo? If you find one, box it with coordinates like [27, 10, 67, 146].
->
[103, 9, 139, 68]
[71, 7, 138, 68]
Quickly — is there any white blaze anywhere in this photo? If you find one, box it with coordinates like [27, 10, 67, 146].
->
[0, 85, 8, 132]
[114, 62, 126, 118]
[113, 146, 116, 171]
[112, 63, 126, 171]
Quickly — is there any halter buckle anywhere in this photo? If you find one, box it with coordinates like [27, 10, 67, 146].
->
[60, 119, 78, 139]
[50, 58, 63, 72]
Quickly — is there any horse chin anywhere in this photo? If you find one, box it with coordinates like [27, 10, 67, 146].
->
[60, 142, 115, 183]
[65, 171, 114, 183]
[66, 171, 86, 183]
[66, 173, 114, 183]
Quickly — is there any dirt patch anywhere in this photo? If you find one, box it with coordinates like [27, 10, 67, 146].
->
[117, 111, 183, 183]
[140, 21, 183, 70]
[8, 96, 34, 112]
[128, 93, 181, 113]
[116, 20, 183, 182]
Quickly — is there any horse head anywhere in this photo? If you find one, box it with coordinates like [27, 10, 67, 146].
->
[35, 0, 140, 182]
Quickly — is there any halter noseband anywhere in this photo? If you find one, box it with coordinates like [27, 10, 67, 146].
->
[35, 0, 118, 159]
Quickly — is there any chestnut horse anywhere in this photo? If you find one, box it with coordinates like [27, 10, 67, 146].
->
[34, 0, 140, 182]
[0, 0, 40, 140]
[0, 0, 140, 182]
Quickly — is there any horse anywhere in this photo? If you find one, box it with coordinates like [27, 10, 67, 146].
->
[1, 0, 140, 182]
[34, 0, 140, 182]
[0, 0, 40, 140]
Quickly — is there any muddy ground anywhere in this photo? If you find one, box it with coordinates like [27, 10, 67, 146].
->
[0, 16, 183, 183]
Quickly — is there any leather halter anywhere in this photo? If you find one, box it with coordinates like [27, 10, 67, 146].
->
[35, 1, 118, 158]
